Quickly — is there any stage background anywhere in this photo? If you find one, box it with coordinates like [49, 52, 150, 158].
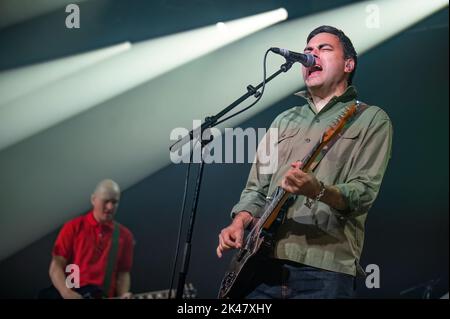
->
[0, 0, 448, 298]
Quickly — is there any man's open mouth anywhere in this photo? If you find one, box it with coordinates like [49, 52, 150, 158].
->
[308, 64, 323, 76]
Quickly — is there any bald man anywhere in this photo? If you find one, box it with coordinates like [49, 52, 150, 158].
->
[47, 179, 134, 299]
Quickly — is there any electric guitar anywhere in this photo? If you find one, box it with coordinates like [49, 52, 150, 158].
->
[218, 104, 359, 299]
[38, 283, 197, 299]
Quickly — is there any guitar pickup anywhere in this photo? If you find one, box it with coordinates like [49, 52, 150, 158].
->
[236, 248, 248, 262]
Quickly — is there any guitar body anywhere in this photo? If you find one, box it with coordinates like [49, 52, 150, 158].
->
[218, 187, 292, 299]
[218, 236, 269, 299]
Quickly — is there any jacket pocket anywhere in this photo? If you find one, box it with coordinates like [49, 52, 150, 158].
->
[326, 129, 361, 169]
[276, 127, 301, 166]
[341, 128, 360, 140]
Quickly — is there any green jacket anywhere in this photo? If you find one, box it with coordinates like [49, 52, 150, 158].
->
[231, 86, 393, 276]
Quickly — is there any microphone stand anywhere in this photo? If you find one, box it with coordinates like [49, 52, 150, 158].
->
[171, 59, 294, 299]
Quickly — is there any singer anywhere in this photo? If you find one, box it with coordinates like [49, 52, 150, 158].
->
[217, 25, 393, 299]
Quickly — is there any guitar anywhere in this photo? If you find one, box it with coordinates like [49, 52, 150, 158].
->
[218, 104, 359, 299]
[38, 283, 197, 299]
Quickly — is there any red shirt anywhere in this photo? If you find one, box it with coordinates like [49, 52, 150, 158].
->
[52, 211, 134, 297]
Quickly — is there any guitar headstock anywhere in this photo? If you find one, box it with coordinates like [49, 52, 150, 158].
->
[322, 104, 357, 143]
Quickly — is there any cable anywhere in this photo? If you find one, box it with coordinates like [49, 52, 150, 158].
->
[214, 49, 271, 126]
[167, 143, 195, 299]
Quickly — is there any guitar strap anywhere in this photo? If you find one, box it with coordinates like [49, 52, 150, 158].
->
[309, 101, 369, 172]
[102, 221, 120, 297]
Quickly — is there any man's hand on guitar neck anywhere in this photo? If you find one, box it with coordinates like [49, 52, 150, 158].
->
[216, 211, 254, 258]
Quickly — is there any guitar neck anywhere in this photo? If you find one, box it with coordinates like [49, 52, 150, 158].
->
[129, 284, 196, 299]
[258, 189, 289, 229]
[132, 288, 174, 299]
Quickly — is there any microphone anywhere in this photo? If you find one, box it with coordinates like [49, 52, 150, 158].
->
[270, 47, 315, 67]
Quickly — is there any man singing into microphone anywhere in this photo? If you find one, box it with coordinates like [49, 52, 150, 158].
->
[217, 25, 393, 298]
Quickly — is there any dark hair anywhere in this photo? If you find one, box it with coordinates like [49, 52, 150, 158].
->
[307, 25, 357, 85]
